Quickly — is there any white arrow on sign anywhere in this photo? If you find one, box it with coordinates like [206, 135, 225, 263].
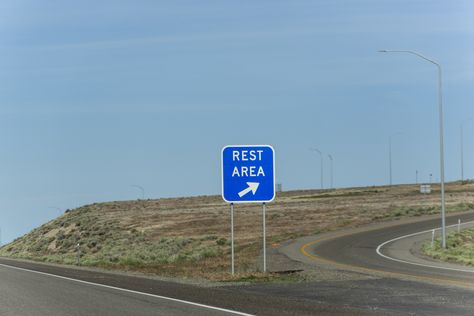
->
[238, 182, 260, 198]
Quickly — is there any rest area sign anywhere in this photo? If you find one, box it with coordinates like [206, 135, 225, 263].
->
[221, 145, 275, 203]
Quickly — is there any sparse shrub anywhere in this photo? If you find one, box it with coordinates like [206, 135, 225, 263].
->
[202, 235, 218, 241]
[216, 238, 227, 246]
[200, 248, 218, 259]
[87, 240, 98, 248]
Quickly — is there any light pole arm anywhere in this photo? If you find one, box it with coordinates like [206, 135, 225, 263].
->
[309, 148, 324, 189]
[310, 148, 322, 157]
[379, 50, 440, 68]
[130, 185, 145, 200]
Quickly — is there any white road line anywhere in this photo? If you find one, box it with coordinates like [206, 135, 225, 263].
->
[376, 220, 474, 274]
[0, 263, 254, 316]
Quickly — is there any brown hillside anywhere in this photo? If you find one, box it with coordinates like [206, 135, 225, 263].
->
[1, 181, 473, 280]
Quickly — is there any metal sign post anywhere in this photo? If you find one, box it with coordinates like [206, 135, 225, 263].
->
[263, 202, 266, 272]
[221, 145, 275, 274]
[230, 203, 234, 275]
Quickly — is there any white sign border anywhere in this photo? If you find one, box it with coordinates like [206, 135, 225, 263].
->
[221, 144, 276, 204]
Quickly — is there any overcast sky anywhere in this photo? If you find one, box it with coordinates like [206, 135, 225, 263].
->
[0, 1, 473, 243]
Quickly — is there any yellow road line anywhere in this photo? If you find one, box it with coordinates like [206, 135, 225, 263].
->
[299, 235, 474, 288]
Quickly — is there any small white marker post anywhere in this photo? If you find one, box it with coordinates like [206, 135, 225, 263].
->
[263, 202, 266, 273]
[431, 229, 435, 248]
[458, 219, 461, 233]
[230, 203, 235, 275]
[76, 243, 81, 266]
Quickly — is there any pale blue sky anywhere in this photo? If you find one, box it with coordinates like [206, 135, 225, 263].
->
[0, 1, 473, 243]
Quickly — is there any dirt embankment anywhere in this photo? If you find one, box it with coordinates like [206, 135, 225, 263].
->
[1, 181, 473, 280]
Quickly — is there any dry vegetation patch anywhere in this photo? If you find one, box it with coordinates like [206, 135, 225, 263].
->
[423, 227, 474, 266]
[1, 181, 473, 281]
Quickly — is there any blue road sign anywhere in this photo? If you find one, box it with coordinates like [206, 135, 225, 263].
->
[221, 145, 275, 203]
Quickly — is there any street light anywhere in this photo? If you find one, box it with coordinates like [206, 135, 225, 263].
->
[389, 132, 402, 186]
[310, 148, 324, 189]
[130, 185, 145, 200]
[461, 119, 474, 182]
[379, 49, 447, 248]
[328, 154, 334, 189]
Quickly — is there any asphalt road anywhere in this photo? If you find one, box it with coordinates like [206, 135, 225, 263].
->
[240, 210, 474, 315]
[3, 212, 474, 315]
[304, 211, 474, 285]
[0, 257, 371, 315]
[0, 263, 246, 316]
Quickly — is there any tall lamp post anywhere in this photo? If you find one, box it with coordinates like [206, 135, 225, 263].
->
[328, 154, 334, 189]
[130, 184, 145, 200]
[379, 49, 447, 248]
[310, 148, 324, 189]
[389, 133, 402, 186]
[461, 119, 474, 182]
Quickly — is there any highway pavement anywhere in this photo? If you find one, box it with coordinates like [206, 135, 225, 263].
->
[0, 257, 369, 315]
[3, 212, 474, 315]
[244, 210, 474, 315]
[0, 262, 246, 316]
[299, 211, 474, 285]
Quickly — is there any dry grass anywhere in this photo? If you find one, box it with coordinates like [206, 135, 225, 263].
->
[1, 181, 473, 281]
[423, 228, 474, 266]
